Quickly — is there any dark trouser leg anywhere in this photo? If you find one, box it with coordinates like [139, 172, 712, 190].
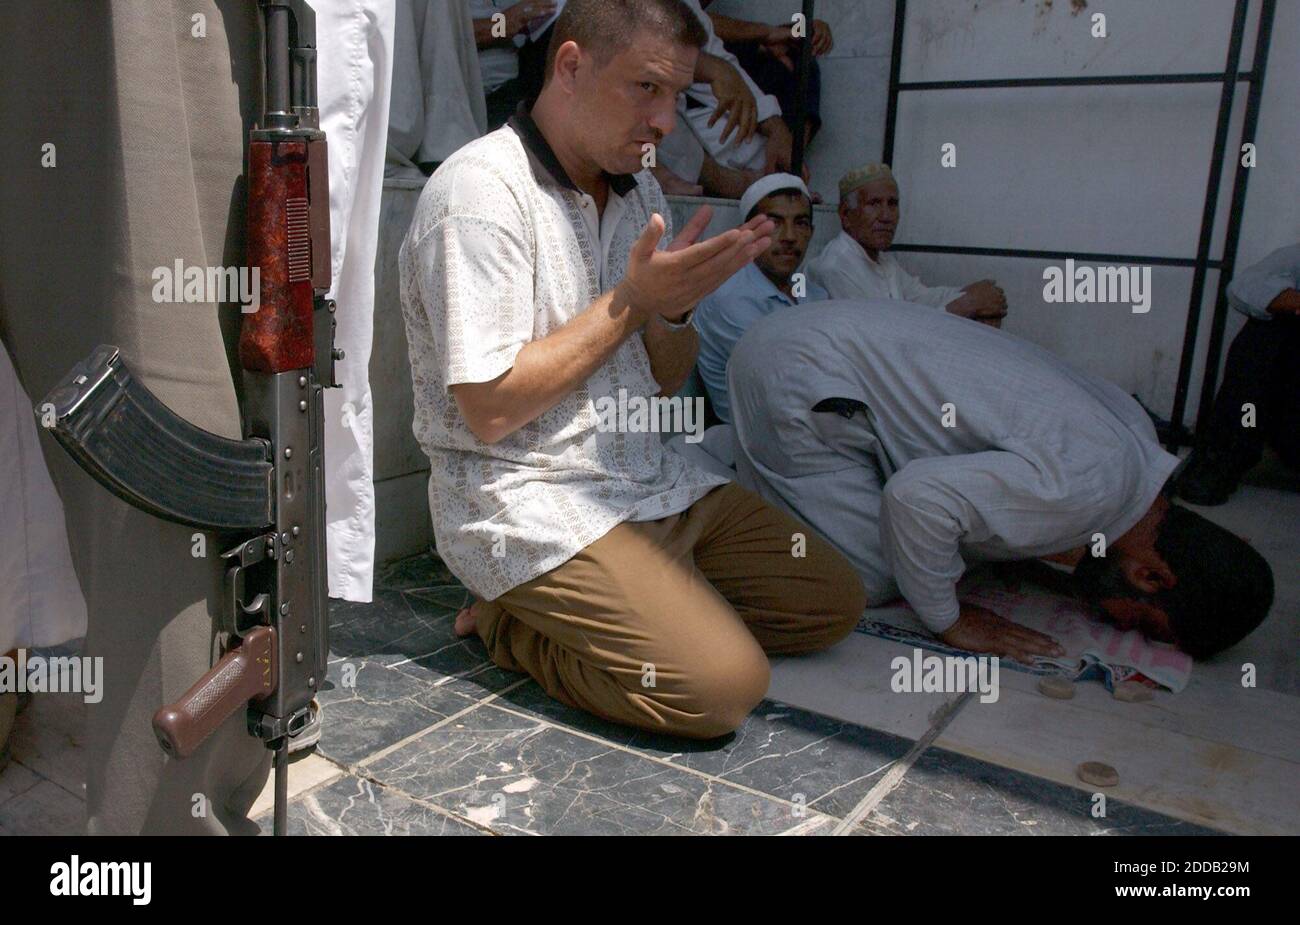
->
[1199, 318, 1286, 470]
[1263, 315, 1300, 468]
[484, 78, 524, 132]
[1179, 315, 1298, 504]
[725, 41, 823, 143]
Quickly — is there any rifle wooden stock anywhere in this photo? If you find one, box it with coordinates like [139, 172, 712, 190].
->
[241, 139, 316, 373]
[152, 627, 278, 759]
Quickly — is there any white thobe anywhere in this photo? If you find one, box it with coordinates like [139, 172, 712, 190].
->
[663, 0, 781, 178]
[728, 299, 1179, 634]
[807, 230, 963, 309]
[319, 0, 396, 603]
[0, 343, 88, 653]
[388, 0, 487, 179]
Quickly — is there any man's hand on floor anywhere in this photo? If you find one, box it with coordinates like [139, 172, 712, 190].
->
[939, 603, 1064, 662]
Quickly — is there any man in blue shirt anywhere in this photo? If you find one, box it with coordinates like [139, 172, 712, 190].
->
[694, 173, 827, 422]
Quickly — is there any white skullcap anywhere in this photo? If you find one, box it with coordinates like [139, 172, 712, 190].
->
[738, 173, 810, 221]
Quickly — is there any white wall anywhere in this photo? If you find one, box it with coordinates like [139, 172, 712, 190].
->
[707, 0, 1299, 427]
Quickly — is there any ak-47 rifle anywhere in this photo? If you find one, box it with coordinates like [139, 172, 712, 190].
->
[37, 0, 336, 836]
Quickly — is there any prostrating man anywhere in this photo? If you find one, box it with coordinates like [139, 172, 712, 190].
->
[694, 173, 827, 423]
[807, 163, 1008, 325]
[1175, 243, 1300, 505]
[400, 0, 864, 739]
[729, 300, 1274, 662]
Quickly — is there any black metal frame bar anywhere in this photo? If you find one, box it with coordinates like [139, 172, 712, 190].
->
[790, 0, 817, 178]
[1195, 0, 1277, 434]
[879, 0, 1276, 448]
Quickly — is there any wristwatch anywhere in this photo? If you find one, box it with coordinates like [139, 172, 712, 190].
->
[660, 309, 695, 330]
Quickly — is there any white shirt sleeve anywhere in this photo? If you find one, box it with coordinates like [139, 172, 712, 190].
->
[809, 260, 866, 301]
[879, 451, 1097, 634]
[1226, 244, 1300, 321]
[893, 260, 963, 310]
[408, 165, 536, 389]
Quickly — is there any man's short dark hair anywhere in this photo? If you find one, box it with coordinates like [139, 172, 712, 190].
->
[1075, 503, 1274, 659]
[1152, 504, 1273, 658]
[543, 0, 708, 83]
[746, 188, 812, 223]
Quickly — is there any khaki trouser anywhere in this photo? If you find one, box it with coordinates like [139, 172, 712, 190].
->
[0, 1, 267, 833]
[477, 482, 866, 739]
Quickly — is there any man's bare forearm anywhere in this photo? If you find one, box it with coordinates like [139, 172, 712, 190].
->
[642, 316, 699, 397]
[693, 50, 731, 84]
[708, 13, 772, 44]
[452, 285, 646, 443]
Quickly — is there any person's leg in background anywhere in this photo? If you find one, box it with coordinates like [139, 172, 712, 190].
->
[726, 41, 823, 149]
[1177, 316, 1295, 505]
[0, 0, 272, 834]
[484, 78, 525, 131]
[1263, 314, 1300, 469]
[0, 334, 89, 783]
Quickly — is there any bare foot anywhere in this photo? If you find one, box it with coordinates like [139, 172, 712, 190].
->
[454, 601, 479, 638]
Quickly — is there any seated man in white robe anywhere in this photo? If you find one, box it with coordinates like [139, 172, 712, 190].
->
[653, 0, 798, 199]
[728, 299, 1275, 662]
[807, 163, 1007, 325]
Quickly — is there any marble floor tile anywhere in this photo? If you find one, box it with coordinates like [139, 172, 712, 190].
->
[328, 589, 449, 666]
[0, 778, 84, 836]
[0, 758, 43, 806]
[495, 684, 913, 819]
[249, 752, 346, 820]
[655, 702, 914, 819]
[365, 704, 832, 835]
[374, 551, 458, 592]
[6, 690, 86, 797]
[257, 774, 487, 836]
[869, 746, 1221, 836]
[316, 655, 476, 765]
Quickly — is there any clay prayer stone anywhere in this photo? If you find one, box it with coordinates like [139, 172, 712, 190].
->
[1077, 761, 1120, 788]
[1112, 680, 1154, 702]
[1037, 676, 1076, 700]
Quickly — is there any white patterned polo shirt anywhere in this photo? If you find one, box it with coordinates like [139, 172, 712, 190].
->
[399, 112, 729, 601]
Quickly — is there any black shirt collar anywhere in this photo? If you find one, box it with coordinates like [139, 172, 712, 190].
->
[508, 107, 639, 197]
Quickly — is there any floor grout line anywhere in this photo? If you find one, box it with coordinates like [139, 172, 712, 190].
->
[275, 755, 502, 836]
[354, 676, 532, 769]
[831, 693, 973, 835]
[310, 685, 873, 834]
[483, 699, 857, 826]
